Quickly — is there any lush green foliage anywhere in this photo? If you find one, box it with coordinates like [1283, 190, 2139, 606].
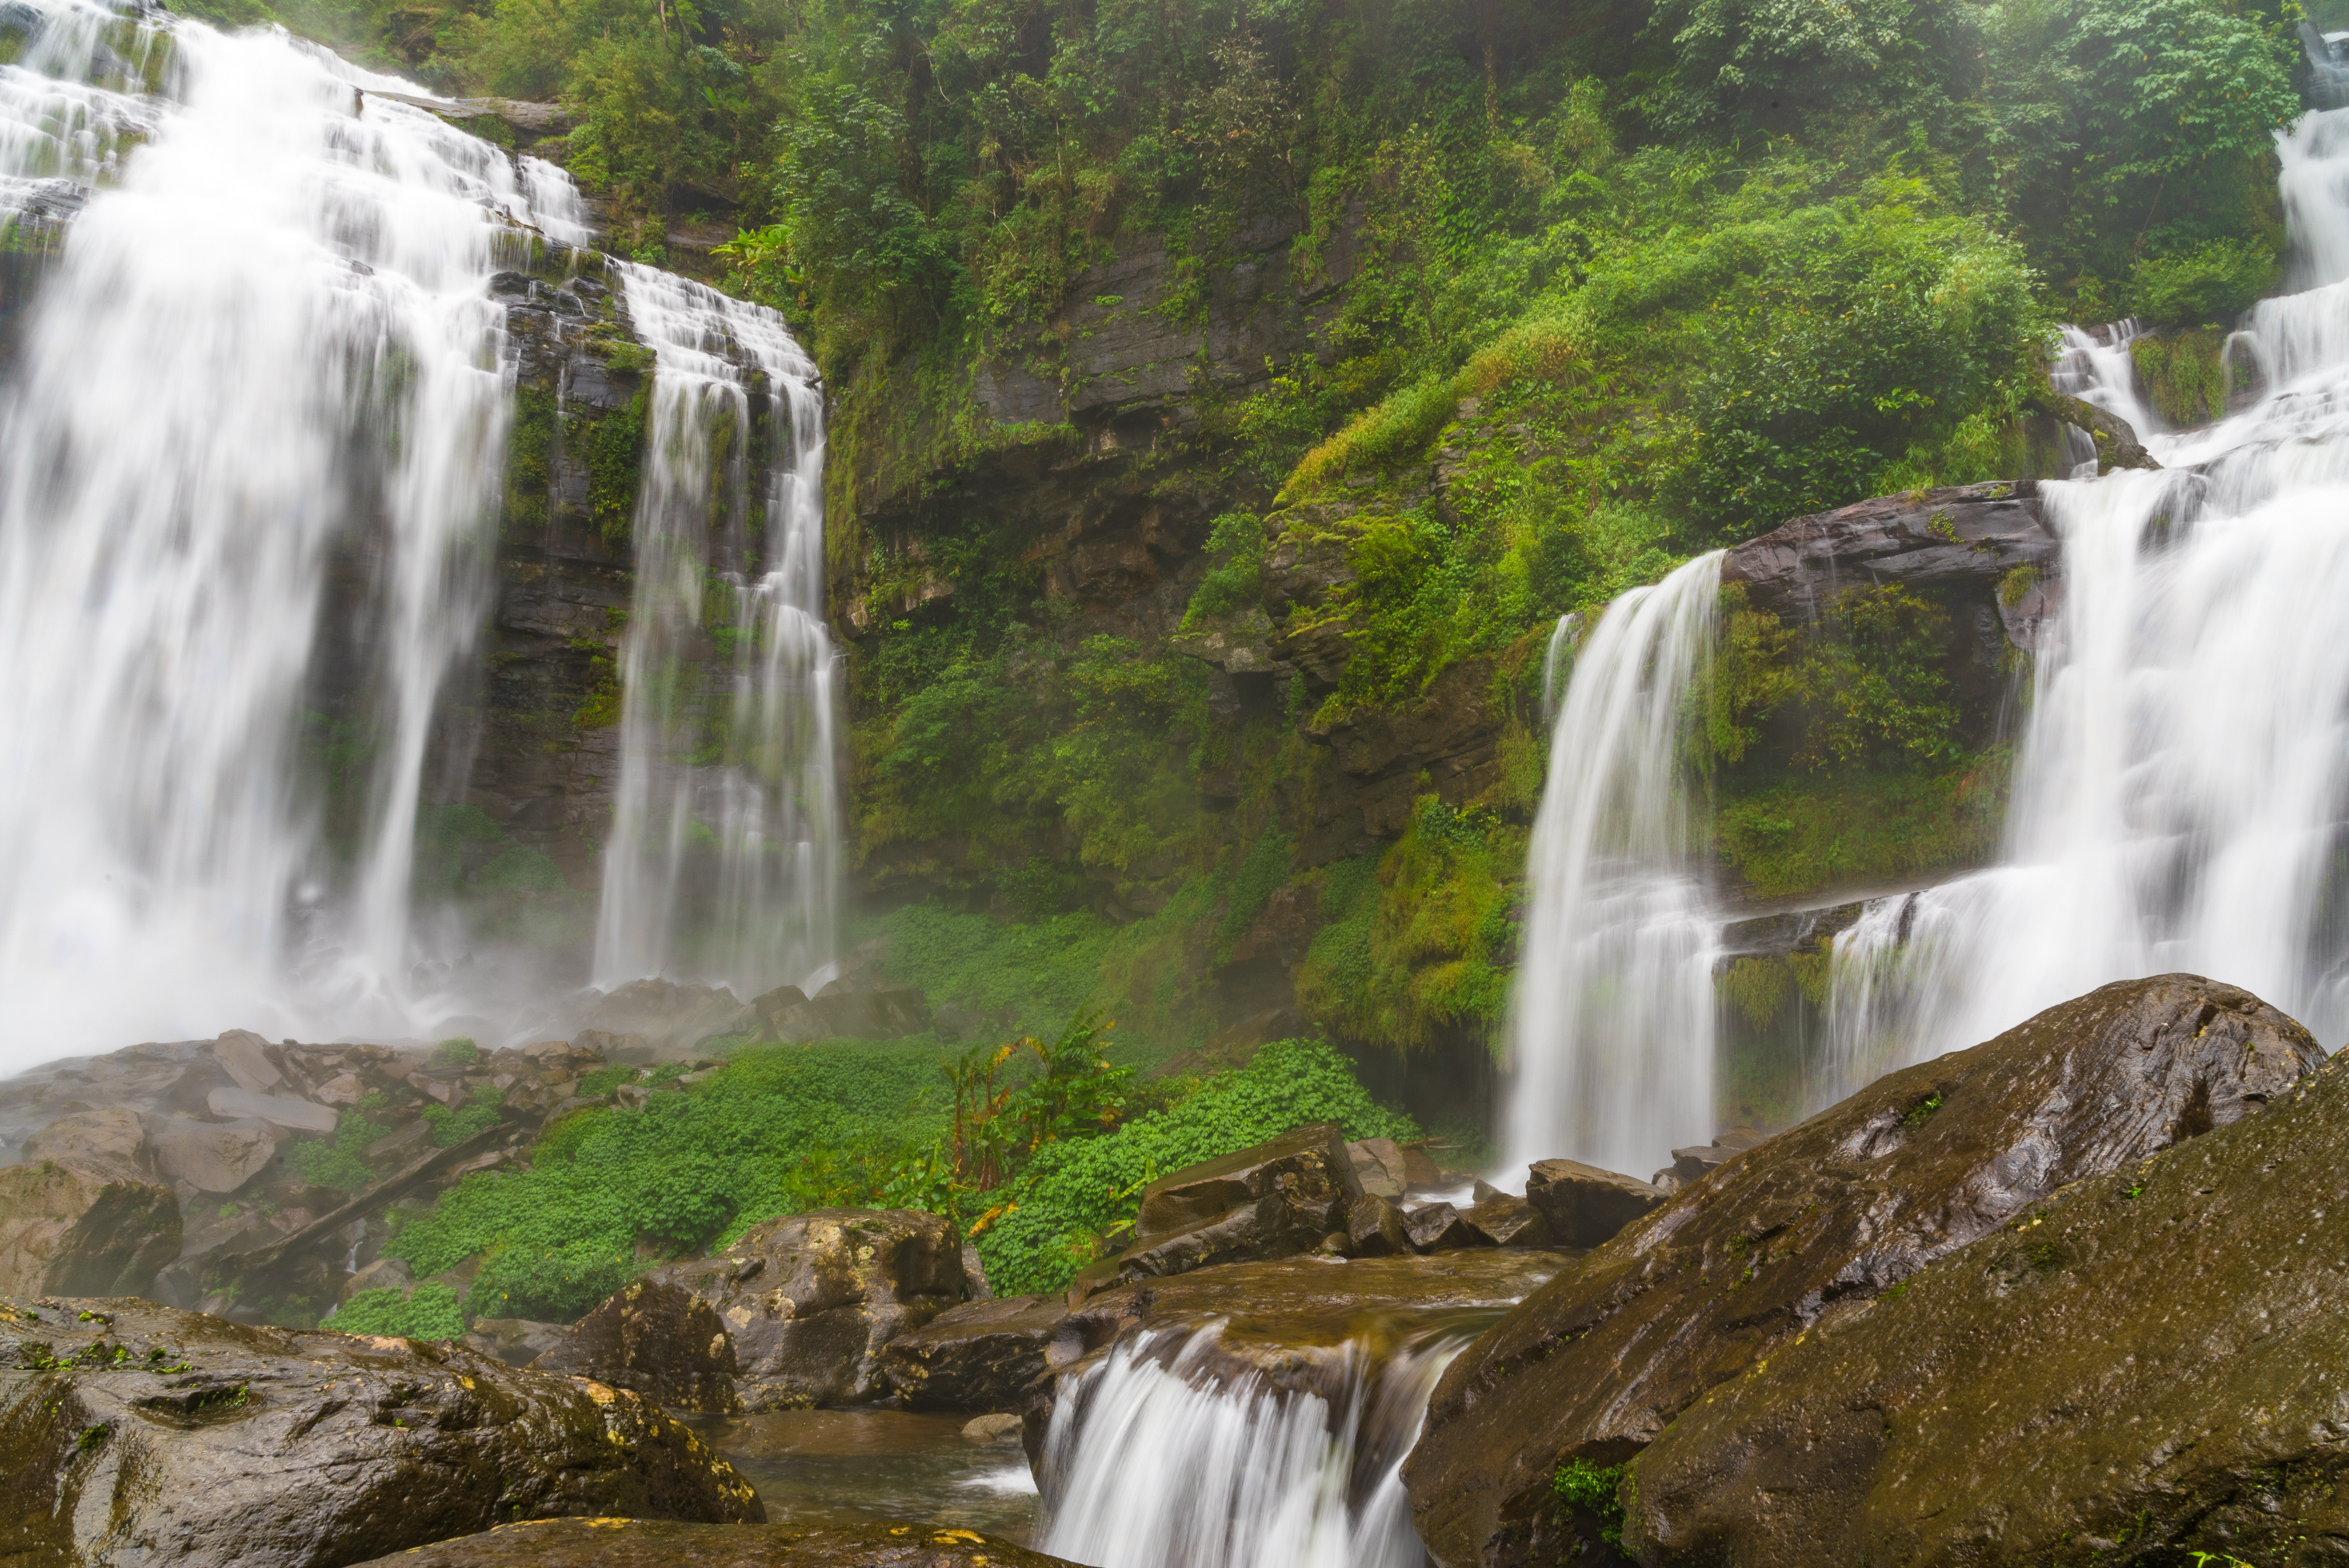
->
[1553, 1457, 1630, 1548]
[973, 1037, 1419, 1295]
[285, 1106, 393, 1193]
[327, 1283, 466, 1340]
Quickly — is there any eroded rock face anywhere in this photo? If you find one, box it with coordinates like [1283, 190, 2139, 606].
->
[1522, 1159, 1664, 1248]
[348, 1518, 1077, 1566]
[536, 1277, 741, 1413]
[0, 1160, 179, 1298]
[878, 1292, 1068, 1412]
[1404, 974, 2326, 1568]
[0, 1296, 762, 1567]
[648, 1209, 966, 1409]
[1627, 1047, 2349, 1568]
[1720, 480, 2055, 628]
[1114, 1122, 1362, 1280]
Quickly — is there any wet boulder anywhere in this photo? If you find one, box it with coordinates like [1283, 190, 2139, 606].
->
[1347, 1136, 1408, 1199]
[1521, 1157, 1665, 1247]
[349, 1518, 1077, 1566]
[1112, 1122, 1362, 1279]
[463, 1316, 576, 1368]
[1346, 1192, 1413, 1256]
[0, 1117, 179, 1298]
[1404, 974, 2327, 1568]
[0, 1295, 762, 1566]
[536, 1278, 739, 1411]
[878, 1291, 1068, 1411]
[149, 1115, 279, 1193]
[649, 1208, 965, 1409]
[1402, 1202, 1485, 1252]
[1462, 1192, 1551, 1248]
[1626, 1047, 2349, 1568]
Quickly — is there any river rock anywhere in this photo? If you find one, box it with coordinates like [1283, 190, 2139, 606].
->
[1346, 1191, 1412, 1255]
[1404, 973, 2326, 1568]
[1347, 1136, 1407, 1199]
[1112, 1121, 1362, 1280]
[0, 1160, 179, 1297]
[878, 1290, 1068, 1410]
[150, 1115, 279, 1193]
[536, 1277, 741, 1413]
[0, 1295, 761, 1566]
[647, 1208, 965, 1409]
[347, 1518, 1077, 1566]
[1402, 1201, 1483, 1252]
[204, 1086, 338, 1134]
[1625, 1046, 2349, 1567]
[1522, 1158, 1665, 1247]
[463, 1315, 575, 1367]
[1462, 1192, 1551, 1248]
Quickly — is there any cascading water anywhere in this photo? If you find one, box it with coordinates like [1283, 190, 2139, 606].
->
[1502, 551, 1724, 1178]
[1818, 103, 2349, 1086]
[1036, 1323, 1461, 1568]
[588, 265, 839, 1001]
[0, 0, 584, 1064]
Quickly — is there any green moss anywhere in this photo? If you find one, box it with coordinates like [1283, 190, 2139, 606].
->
[2129, 328, 2230, 428]
[578, 389, 647, 541]
[1716, 757, 2008, 900]
[1554, 1457, 1629, 1548]
[1998, 564, 2042, 610]
[505, 387, 557, 527]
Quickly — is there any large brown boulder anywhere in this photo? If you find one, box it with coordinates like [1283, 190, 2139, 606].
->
[349, 1518, 1077, 1566]
[536, 1276, 741, 1413]
[1112, 1121, 1362, 1279]
[878, 1291, 1068, 1411]
[1404, 974, 2326, 1567]
[0, 1109, 179, 1297]
[0, 1295, 761, 1566]
[1522, 1158, 1664, 1247]
[1626, 1044, 2349, 1567]
[647, 1209, 965, 1409]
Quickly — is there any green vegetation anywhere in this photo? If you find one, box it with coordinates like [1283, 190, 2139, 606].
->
[328, 1282, 467, 1340]
[1554, 1456, 1630, 1548]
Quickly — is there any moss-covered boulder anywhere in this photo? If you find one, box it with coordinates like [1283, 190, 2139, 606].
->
[0, 1296, 761, 1566]
[1626, 1043, 2349, 1567]
[1403, 974, 2325, 1568]
[348, 1518, 1075, 1566]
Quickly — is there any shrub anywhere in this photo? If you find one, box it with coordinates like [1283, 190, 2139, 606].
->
[2130, 238, 2276, 328]
[327, 1283, 465, 1341]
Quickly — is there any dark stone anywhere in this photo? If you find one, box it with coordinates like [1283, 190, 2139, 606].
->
[1522, 1159, 1666, 1249]
[1345, 1192, 1412, 1257]
[535, 1278, 741, 1413]
[1462, 1192, 1553, 1249]
[0, 1295, 760, 1566]
[461, 1316, 574, 1368]
[1117, 1189, 1334, 1278]
[347, 1518, 1074, 1566]
[648, 1209, 965, 1409]
[1129, 1121, 1360, 1247]
[1719, 480, 2057, 626]
[876, 1292, 1070, 1411]
[1402, 1202, 1484, 1253]
[1404, 973, 2326, 1568]
[1627, 1039, 2349, 1567]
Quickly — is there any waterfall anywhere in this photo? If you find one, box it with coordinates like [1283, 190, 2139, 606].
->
[588, 265, 839, 1001]
[1501, 551, 1724, 1178]
[1036, 1323, 1459, 1568]
[1817, 104, 2349, 1086]
[0, 0, 579, 1063]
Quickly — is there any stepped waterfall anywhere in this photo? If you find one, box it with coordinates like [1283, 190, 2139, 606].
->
[0, 0, 836, 1066]
[1513, 103, 2349, 1167]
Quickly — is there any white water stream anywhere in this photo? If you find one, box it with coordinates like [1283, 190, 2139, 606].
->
[1038, 1324, 1460, 1568]
[1502, 552, 1723, 1178]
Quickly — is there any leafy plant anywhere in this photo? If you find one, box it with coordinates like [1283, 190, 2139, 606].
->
[328, 1283, 466, 1340]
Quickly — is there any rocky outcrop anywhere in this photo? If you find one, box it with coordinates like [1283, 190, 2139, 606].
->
[1626, 1041, 2349, 1568]
[349, 1518, 1077, 1566]
[1719, 480, 2056, 630]
[878, 1291, 1070, 1412]
[0, 1295, 761, 1567]
[1404, 974, 2326, 1568]
[643, 1209, 968, 1409]
[1522, 1159, 1666, 1247]
[1112, 1122, 1363, 1279]
[536, 1276, 741, 1414]
[0, 1158, 179, 1298]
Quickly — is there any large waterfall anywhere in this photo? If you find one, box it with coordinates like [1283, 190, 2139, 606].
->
[589, 265, 839, 1000]
[1502, 551, 1723, 1177]
[1820, 106, 2349, 1081]
[0, 0, 834, 1066]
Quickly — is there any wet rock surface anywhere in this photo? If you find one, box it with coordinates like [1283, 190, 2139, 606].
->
[0, 1160, 179, 1296]
[1522, 1158, 1665, 1247]
[0, 1295, 761, 1566]
[1404, 974, 2326, 1568]
[348, 1518, 1075, 1566]
[1720, 480, 2055, 630]
[1628, 1046, 2349, 1568]
[537, 1276, 742, 1413]
[879, 1291, 1067, 1412]
[1112, 1121, 1362, 1280]
[647, 1209, 966, 1410]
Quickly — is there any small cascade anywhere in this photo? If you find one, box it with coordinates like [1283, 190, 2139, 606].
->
[1502, 551, 1725, 1178]
[1036, 1323, 1459, 1568]
[590, 264, 838, 1001]
[0, 0, 579, 1063]
[1812, 104, 2349, 1091]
